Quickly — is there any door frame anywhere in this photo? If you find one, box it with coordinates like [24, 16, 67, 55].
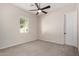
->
[64, 10, 78, 47]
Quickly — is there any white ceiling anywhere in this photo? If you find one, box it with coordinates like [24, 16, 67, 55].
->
[11, 3, 77, 15]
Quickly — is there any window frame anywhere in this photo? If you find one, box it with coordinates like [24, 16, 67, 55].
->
[19, 16, 29, 33]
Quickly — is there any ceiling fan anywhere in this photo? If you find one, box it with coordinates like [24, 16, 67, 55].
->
[29, 3, 51, 15]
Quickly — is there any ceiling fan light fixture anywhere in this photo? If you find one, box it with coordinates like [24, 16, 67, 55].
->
[37, 10, 42, 13]
[29, 3, 50, 15]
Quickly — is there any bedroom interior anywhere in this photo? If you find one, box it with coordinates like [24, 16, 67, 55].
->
[0, 3, 79, 56]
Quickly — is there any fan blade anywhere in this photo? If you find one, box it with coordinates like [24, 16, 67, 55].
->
[42, 11, 47, 14]
[41, 5, 50, 10]
[36, 12, 39, 15]
[38, 3, 40, 8]
[29, 9, 37, 11]
[35, 3, 39, 9]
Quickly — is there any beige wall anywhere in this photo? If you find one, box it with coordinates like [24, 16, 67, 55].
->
[39, 12, 64, 44]
[39, 5, 77, 45]
[77, 4, 79, 51]
[0, 4, 37, 49]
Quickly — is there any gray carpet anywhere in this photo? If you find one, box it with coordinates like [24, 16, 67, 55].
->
[0, 40, 78, 56]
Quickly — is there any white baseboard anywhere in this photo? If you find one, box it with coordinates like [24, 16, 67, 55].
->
[0, 39, 37, 50]
[39, 39, 64, 45]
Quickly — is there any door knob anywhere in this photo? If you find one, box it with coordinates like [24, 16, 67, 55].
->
[64, 33, 66, 34]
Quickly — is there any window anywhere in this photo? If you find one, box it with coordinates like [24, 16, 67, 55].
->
[20, 16, 29, 33]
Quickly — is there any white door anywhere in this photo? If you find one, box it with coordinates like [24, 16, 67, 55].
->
[64, 11, 77, 47]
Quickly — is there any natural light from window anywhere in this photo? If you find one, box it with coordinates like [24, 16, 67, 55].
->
[20, 16, 29, 33]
